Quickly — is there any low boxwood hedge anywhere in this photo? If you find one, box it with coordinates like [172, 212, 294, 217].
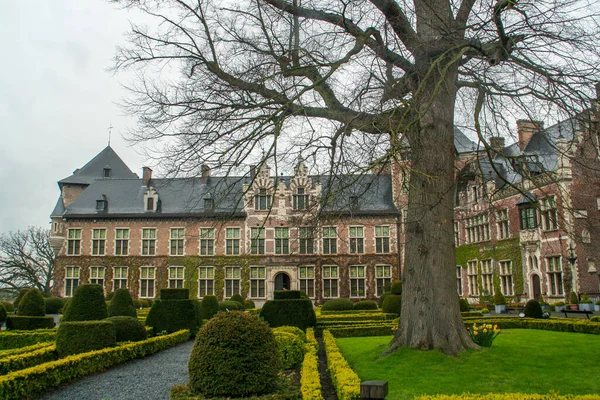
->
[319, 309, 381, 315]
[317, 313, 397, 322]
[323, 330, 360, 400]
[0, 330, 190, 400]
[0, 344, 56, 375]
[273, 331, 304, 370]
[416, 395, 600, 399]
[462, 317, 600, 335]
[325, 325, 395, 338]
[0, 342, 54, 358]
[6, 316, 55, 331]
[0, 330, 57, 350]
[300, 328, 323, 400]
[272, 326, 306, 343]
[56, 321, 116, 357]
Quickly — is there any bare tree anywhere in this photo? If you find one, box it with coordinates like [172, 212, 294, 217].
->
[112, 0, 600, 354]
[0, 227, 55, 296]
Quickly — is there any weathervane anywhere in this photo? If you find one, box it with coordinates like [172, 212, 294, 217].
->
[107, 124, 114, 146]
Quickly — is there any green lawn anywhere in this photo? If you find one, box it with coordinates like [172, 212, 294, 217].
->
[336, 330, 600, 399]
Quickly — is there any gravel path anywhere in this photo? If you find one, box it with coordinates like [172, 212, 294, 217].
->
[43, 340, 194, 400]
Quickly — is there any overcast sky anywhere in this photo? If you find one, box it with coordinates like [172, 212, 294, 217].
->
[0, 1, 145, 234]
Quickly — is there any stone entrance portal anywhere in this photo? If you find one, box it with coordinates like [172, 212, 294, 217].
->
[274, 272, 291, 291]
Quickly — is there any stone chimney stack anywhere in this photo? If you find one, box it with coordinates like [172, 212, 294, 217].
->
[201, 164, 211, 184]
[517, 120, 543, 151]
[142, 167, 153, 186]
[489, 137, 505, 154]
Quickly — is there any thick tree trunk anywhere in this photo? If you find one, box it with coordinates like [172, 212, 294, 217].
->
[383, 62, 479, 356]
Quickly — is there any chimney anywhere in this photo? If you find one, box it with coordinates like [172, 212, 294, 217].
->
[517, 120, 543, 151]
[201, 164, 210, 184]
[489, 137, 505, 154]
[249, 165, 257, 180]
[142, 167, 153, 186]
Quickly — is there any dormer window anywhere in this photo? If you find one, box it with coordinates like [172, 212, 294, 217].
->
[293, 187, 309, 210]
[144, 186, 159, 212]
[517, 193, 538, 230]
[147, 197, 154, 211]
[204, 198, 214, 210]
[103, 167, 111, 178]
[96, 194, 107, 212]
[349, 196, 359, 211]
[255, 188, 271, 210]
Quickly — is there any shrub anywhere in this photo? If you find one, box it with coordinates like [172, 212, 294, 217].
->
[12, 288, 31, 311]
[146, 299, 200, 335]
[0, 344, 57, 375]
[62, 284, 107, 322]
[17, 289, 45, 317]
[321, 298, 353, 311]
[107, 288, 137, 318]
[300, 328, 323, 400]
[56, 321, 116, 357]
[524, 300, 543, 319]
[0, 304, 7, 325]
[274, 331, 305, 370]
[569, 291, 579, 304]
[105, 292, 115, 301]
[218, 300, 243, 311]
[322, 330, 360, 400]
[382, 294, 402, 315]
[260, 298, 316, 330]
[244, 299, 256, 309]
[581, 295, 592, 304]
[378, 292, 389, 308]
[591, 316, 600, 322]
[161, 288, 189, 300]
[133, 299, 144, 309]
[1, 301, 14, 313]
[273, 325, 307, 342]
[0, 330, 57, 350]
[274, 290, 302, 300]
[6, 316, 55, 330]
[106, 316, 147, 342]
[481, 307, 490, 314]
[199, 296, 218, 320]
[494, 290, 506, 305]
[390, 280, 403, 295]
[353, 300, 378, 310]
[44, 297, 65, 314]
[188, 311, 279, 397]
[229, 293, 245, 307]
[459, 298, 471, 312]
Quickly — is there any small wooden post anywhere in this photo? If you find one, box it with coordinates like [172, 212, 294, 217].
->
[360, 380, 388, 399]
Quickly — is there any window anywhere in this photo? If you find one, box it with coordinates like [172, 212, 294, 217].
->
[467, 261, 478, 296]
[496, 209, 510, 239]
[299, 227, 314, 255]
[466, 214, 490, 243]
[225, 228, 240, 255]
[322, 227, 337, 254]
[141, 228, 156, 256]
[64, 266, 80, 297]
[499, 261, 513, 296]
[200, 228, 215, 256]
[350, 266, 366, 297]
[113, 266, 128, 290]
[349, 227, 364, 254]
[541, 197, 558, 231]
[115, 229, 129, 256]
[299, 266, 315, 298]
[250, 227, 265, 254]
[547, 256, 564, 296]
[456, 266, 463, 295]
[250, 267, 266, 298]
[454, 221, 460, 246]
[376, 265, 391, 296]
[293, 187, 309, 210]
[89, 266, 105, 287]
[519, 207, 537, 230]
[139, 267, 156, 298]
[254, 189, 271, 210]
[67, 229, 82, 255]
[103, 167, 111, 178]
[198, 267, 214, 297]
[275, 228, 290, 255]
[480, 259, 493, 296]
[169, 266, 185, 288]
[349, 196, 359, 211]
[91, 229, 106, 255]
[204, 198, 214, 210]
[375, 226, 390, 253]
[322, 266, 339, 298]
[169, 228, 185, 256]
[146, 197, 154, 211]
[225, 267, 241, 297]
[472, 186, 479, 202]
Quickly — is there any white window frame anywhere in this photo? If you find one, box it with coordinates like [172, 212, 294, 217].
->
[198, 266, 215, 298]
[250, 267, 266, 298]
[89, 266, 105, 288]
[350, 265, 366, 297]
[170, 228, 185, 256]
[499, 260, 513, 296]
[322, 265, 339, 298]
[467, 260, 479, 296]
[67, 229, 82, 256]
[141, 228, 157, 256]
[322, 227, 337, 255]
[113, 266, 128, 290]
[200, 228, 215, 256]
[375, 226, 390, 254]
[64, 266, 80, 297]
[139, 266, 156, 298]
[91, 228, 107, 256]
[275, 227, 290, 255]
[224, 266, 241, 298]
[168, 266, 185, 288]
[376, 265, 391, 297]
[114, 228, 130, 256]
[225, 227, 241, 255]
[299, 266, 315, 298]
[349, 227, 365, 254]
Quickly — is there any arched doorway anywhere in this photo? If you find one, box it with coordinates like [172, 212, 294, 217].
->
[274, 272, 291, 291]
[531, 274, 541, 300]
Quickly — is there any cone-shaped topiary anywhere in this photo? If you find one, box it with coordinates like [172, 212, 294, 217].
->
[200, 296, 218, 320]
[229, 293, 245, 308]
[494, 290, 506, 305]
[0, 303, 7, 325]
[18, 289, 45, 317]
[390, 280, 403, 295]
[62, 284, 107, 322]
[188, 311, 279, 397]
[524, 299, 543, 318]
[107, 288, 137, 318]
[13, 288, 31, 311]
[569, 291, 579, 305]
[106, 316, 147, 342]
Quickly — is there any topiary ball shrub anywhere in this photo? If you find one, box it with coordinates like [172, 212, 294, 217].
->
[524, 299, 543, 319]
[218, 300, 243, 311]
[200, 296, 219, 320]
[390, 280, 403, 295]
[244, 300, 256, 309]
[353, 300, 378, 310]
[188, 311, 279, 397]
[13, 288, 31, 311]
[229, 293, 245, 307]
[378, 292, 389, 308]
[45, 297, 65, 314]
[56, 321, 116, 357]
[382, 294, 402, 315]
[108, 288, 137, 318]
[146, 299, 200, 335]
[273, 325, 306, 342]
[62, 284, 107, 322]
[273, 331, 304, 370]
[106, 316, 147, 342]
[18, 289, 46, 317]
[459, 298, 471, 312]
[260, 298, 316, 331]
[0, 304, 7, 325]
[321, 298, 353, 311]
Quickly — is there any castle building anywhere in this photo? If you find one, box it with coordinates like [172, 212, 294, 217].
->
[50, 111, 600, 304]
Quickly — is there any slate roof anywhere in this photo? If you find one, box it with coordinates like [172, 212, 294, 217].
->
[58, 146, 138, 185]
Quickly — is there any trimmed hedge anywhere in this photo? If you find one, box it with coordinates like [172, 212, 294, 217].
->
[274, 331, 304, 370]
[462, 317, 600, 334]
[390, 280, 402, 295]
[17, 289, 45, 317]
[416, 395, 600, 399]
[524, 300, 543, 319]
[0, 330, 57, 350]
[230, 293, 245, 306]
[200, 296, 219, 320]
[146, 299, 200, 335]
[62, 284, 107, 322]
[274, 290, 302, 300]
[323, 330, 360, 400]
[12, 288, 31, 311]
[106, 316, 147, 342]
[353, 300, 378, 310]
[321, 298, 353, 311]
[382, 294, 402, 315]
[161, 288, 189, 300]
[107, 289, 137, 318]
[1, 301, 14, 313]
[0, 345, 56, 375]
[218, 300, 243, 311]
[319, 309, 382, 315]
[273, 326, 306, 343]
[326, 325, 395, 338]
[44, 297, 65, 315]
[300, 328, 323, 400]
[6, 316, 55, 331]
[0, 342, 54, 358]
[0, 304, 6, 325]
[0, 330, 190, 400]
[260, 299, 316, 331]
[56, 321, 116, 357]
[317, 313, 397, 322]
[244, 300, 256, 309]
